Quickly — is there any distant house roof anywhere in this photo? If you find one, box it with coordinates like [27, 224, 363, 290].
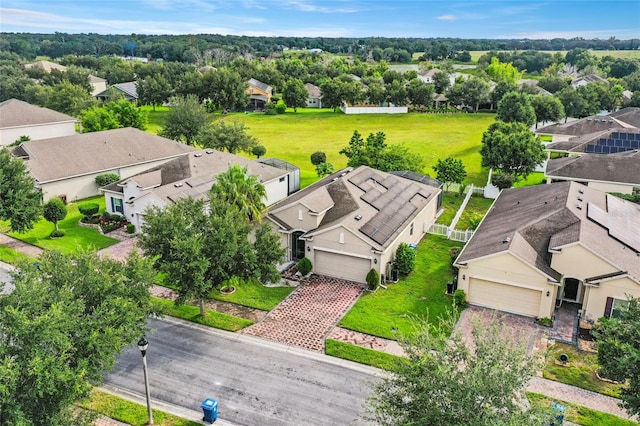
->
[571, 74, 608, 88]
[198, 65, 217, 73]
[456, 181, 640, 283]
[305, 83, 322, 99]
[546, 128, 640, 154]
[247, 78, 272, 95]
[546, 152, 640, 185]
[106, 149, 287, 204]
[538, 107, 640, 137]
[0, 98, 78, 129]
[419, 68, 441, 78]
[89, 75, 107, 84]
[24, 60, 67, 72]
[12, 128, 194, 183]
[268, 166, 441, 250]
[96, 82, 138, 101]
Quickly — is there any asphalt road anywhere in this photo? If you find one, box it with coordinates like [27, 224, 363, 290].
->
[104, 317, 380, 426]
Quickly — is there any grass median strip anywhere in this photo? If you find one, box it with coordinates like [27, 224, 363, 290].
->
[527, 392, 635, 426]
[325, 339, 405, 371]
[154, 297, 253, 331]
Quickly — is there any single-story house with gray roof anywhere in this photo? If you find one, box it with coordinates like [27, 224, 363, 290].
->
[266, 166, 442, 284]
[537, 107, 640, 143]
[454, 181, 640, 323]
[96, 82, 139, 102]
[545, 151, 640, 195]
[102, 149, 295, 231]
[0, 99, 78, 145]
[12, 127, 195, 202]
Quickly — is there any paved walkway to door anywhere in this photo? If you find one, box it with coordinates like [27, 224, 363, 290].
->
[242, 275, 364, 352]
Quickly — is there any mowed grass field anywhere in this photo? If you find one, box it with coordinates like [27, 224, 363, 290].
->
[142, 107, 496, 188]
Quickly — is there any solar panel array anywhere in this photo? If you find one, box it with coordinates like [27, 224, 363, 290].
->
[585, 132, 640, 154]
[360, 203, 417, 246]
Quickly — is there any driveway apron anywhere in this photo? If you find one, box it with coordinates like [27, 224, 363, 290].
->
[242, 275, 363, 351]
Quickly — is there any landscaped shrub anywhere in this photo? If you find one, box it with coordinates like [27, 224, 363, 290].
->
[78, 203, 100, 218]
[453, 289, 467, 307]
[491, 173, 515, 190]
[99, 213, 128, 233]
[126, 223, 135, 234]
[49, 229, 65, 238]
[264, 103, 277, 115]
[366, 268, 380, 291]
[297, 257, 312, 276]
[95, 173, 121, 187]
[275, 100, 286, 114]
[394, 243, 416, 276]
[310, 151, 327, 166]
[448, 246, 461, 272]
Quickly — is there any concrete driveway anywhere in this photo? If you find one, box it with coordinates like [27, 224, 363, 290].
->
[242, 275, 364, 352]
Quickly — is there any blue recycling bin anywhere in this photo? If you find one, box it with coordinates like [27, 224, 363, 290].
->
[550, 401, 566, 425]
[201, 398, 218, 423]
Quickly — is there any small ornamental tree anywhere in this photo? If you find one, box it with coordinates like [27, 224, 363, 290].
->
[95, 173, 121, 187]
[315, 162, 334, 177]
[78, 203, 99, 219]
[310, 151, 327, 166]
[297, 257, 312, 276]
[432, 156, 467, 191]
[252, 145, 267, 159]
[43, 197, 67, 236]
[395, 243, 416, 276]
[366, 268, 380, 291]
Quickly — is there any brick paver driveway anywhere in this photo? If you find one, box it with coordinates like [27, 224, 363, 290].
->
[242, 275, 364, 352]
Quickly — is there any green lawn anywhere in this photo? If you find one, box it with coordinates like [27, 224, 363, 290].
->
[3, 196, 118, 253]
[324, 339, 405, 371]
[0, 246, 34, 265]
[209, 279, 294, 311]
[140, 105, 171, 134]
[339, 235, 462, 340]
[154, 298, 253, 331]
[142, 108, 495, 188]
[514, 171, 546, 188]
[455, 195, 494, 230]
[543, 343, 624, 398]
[436, 192, 466, 226]
[527, 392, 635, 426]
[80, 389, 201, 426]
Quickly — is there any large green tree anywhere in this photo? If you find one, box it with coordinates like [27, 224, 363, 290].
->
[160, 94, 210, 145]
[432, 156, 467, 191]
[480, 121, 546, 180]
[0, 250, 160, 426]
[485, 56, 523, 84]
[340, 130, 423, 173]
[596, 297, 640, 417]
[496, 91, 537, 126]
[531, 95, 565, 127]
[136, 74, 172, 111]
[80, 99, 147, 132]
[202, 69, 248, 111]
[366, 313, 553, 425]
[0, 147, 42, 233]
[198, 120, 258, 154]
[282, 78, 308, 112]
[209, 164, 266, 222]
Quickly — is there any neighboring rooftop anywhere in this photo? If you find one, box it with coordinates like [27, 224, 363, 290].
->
[538, 107, 640, 137]
[24, 60, 67, 72]
[305, 83, 322, 98]
[546, 152, 640, 185]
[12, 127, 195, 183]
[546, 128, 640, 154]
[0, 98, 78, 129]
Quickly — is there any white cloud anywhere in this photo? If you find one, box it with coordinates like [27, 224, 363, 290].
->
[283, 0, 359, 14]
[437, 14, 456, 21]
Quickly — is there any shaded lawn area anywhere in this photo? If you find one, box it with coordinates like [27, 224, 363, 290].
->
[324, 339, 405, 371]
[436, 192, 465, 226]
[339, 235, 462, 340]
[80, 389, 201, 426]
[455, 195, 495, 230]
[144, 108, 495, 188]
[209, 279, 294, 311]
[543, 342, 624, 398]
[3, 196, 118, 253]
[154, 298, 253, 331]
[513, 171, 546, 188]
[527, 392, 635, 426]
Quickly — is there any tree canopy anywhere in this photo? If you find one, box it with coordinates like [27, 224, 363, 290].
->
[198, 120, 259, 154]
[366, 312, 553, 425]
[0, 147, 42, 233]
[159, 94, 210, 145]
[496, 91, 537, 126]
[0, 250, 161, 426]
[340, 130, 423, 173]
[480, 121, 546, 180]
[282, 78, 308, 112]
[432, 156, 467, 191]
[209, 164, 266, 222]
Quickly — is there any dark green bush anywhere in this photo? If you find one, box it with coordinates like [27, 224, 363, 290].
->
[491, 173, 515, 190]
[395, 243, 416, 276]
[264, 103, 277, 115]
[310, 151, 327, 166]
[453, 289, 467, 307]
[78, 203, 99, 217]
[95, 173, 121, 187]
[49, 230, 65, 238]
[366, 268, 380, 291]
[126, 223, 135, 234]
[275, 100, 286, 114]
[297, 257, 312, 276]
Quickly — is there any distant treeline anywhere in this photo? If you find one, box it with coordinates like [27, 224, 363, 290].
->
[1, 32, 638, 63]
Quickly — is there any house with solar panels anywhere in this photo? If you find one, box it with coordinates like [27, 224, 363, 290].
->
[454, 182, 640, 324]
[266, 166, 442, 284]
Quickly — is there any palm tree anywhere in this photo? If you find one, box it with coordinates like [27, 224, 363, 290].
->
[209, 164, 266, 222]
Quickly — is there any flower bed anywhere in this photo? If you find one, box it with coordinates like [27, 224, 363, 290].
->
[80, 213, 129, 234]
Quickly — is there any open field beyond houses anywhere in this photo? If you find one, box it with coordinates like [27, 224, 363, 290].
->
[147, 108, 496, 188]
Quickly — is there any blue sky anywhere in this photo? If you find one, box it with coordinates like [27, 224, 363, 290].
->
[1, 1, 639, 39]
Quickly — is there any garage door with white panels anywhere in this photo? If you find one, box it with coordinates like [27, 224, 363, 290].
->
[468, 278, 542, 317]
[314, 250, 372, 283]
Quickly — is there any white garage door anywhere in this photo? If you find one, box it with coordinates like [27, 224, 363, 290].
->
[469, 278, 541, 317]
[314, 251, 372, 283]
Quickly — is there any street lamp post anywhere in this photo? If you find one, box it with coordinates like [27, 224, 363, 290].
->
[137, 337, 154, 425]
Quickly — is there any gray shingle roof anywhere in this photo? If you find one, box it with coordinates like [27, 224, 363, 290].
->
[0, 98, 78, 129]
[456, 181, 640, 283]
[14, 127, 195, 183]
[546, 152, 640, 185]
[305, 83, 322, 98]
[538, 107, 640, 137]
[247, 78, 272, 94]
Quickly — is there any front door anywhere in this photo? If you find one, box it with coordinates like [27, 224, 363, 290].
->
[292, 231, 305, 260]
[563, 278, 580, 301]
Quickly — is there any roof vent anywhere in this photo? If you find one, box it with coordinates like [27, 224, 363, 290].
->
[194, 153, 202, 157]
[578, 189, 584, 194]
[340, 172, 347, 177]
[503, 236, 511, 244]
[576, 204, 582, 210]
[205, 150, 214, 154]
[355, 215, 362, 221]
[578, 196, 583, 202]
[332, 178, 338, 181]
[174, 183, 183, 188]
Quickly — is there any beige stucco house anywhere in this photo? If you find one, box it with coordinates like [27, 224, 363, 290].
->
[454, 181, 640, 323]
[246, 78, 272, 110]
[0, 99, 78, 145]
[266, 166, 442, 284]
[12, 128, 195, 202]
[102, 149, 296, 231]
